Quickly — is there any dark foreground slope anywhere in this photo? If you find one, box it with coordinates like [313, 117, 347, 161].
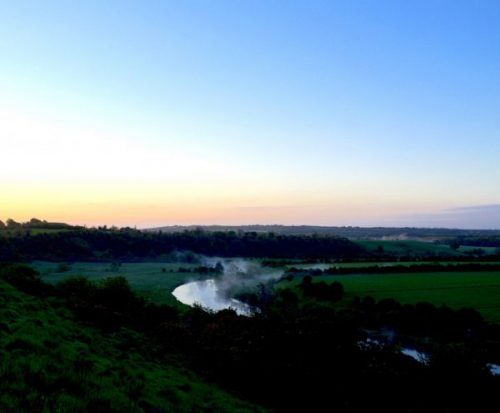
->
[2, 264, 500, 412]
[0, 267, 265, 413]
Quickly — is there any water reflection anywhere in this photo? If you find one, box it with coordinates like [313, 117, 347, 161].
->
[172, 279, 253, 316]
[487, 363, 500, 376]
[401, 348, 428, 364]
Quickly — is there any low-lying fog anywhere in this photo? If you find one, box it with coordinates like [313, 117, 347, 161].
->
[171, 257, 500, 375]
[172, 258, 283, 315]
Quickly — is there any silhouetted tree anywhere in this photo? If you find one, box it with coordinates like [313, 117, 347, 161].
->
[6, 218, 20, 228]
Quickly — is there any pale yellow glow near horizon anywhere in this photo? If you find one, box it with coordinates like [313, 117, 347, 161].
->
[0, 104, 475, 228]
[0, 178, 444, 228]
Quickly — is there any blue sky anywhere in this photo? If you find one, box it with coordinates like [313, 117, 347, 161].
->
[1, 1, 499, 228]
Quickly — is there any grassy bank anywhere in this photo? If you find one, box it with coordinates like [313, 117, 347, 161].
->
[0, 278, 266, 412]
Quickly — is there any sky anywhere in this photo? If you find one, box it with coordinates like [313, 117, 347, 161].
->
[1, 0, 500, 228]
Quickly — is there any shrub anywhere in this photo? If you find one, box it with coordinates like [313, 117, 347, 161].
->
[0, 264, 45, 295]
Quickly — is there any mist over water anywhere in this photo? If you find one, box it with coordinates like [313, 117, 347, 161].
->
[172, 258, 282, 315]
[172, 279, 253, 315]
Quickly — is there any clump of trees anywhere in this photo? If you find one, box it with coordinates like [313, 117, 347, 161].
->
[287, 262, 500, 277]
[450, 236, 500, 248]
[0, 263, 51, 295]
[0, 218, 75, 230]
[57, 275, 178, 331]
[299, 275, 344, 302]
[0, 228, 363, 262]
[352, 295, 485, 341]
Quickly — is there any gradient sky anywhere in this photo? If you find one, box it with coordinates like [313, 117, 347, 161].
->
[1, 1, 500, 228]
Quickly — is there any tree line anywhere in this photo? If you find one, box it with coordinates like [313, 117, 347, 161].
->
[286, 262, 500, 277]
[0, 218, 76, 230]
[0, 228, 363, 262]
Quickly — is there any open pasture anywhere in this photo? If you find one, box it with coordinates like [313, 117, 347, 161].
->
[34, 261, 209, 307]
[356, 240, 460, 256]
[283, 270, 500, 322]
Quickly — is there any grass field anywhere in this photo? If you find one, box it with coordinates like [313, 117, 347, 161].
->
[285, 261, 500, 270]
[34, 261, 500, 322]
[458, 245, 499, 254]
[34, 262, 209, 307]
[356, 240, 498, 256]
[356, 240, 461, 255]
[0, 278, 266, 412]
[280, 271, 500, 323]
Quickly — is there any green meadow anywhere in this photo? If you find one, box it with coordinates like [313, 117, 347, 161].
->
[35, 261, 500, 322]
[356, 239, 498, 256]
[285, 260, 500, 270]
[280, 270, 500, 323]
[356, 240, 460, 255]
[34, 262, 210, 308]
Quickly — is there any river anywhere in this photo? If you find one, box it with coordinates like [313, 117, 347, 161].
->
[171, 263, 500, 376]
[172, 278, 253, 315]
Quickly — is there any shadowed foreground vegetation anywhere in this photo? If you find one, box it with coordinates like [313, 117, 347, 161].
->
[1, 263, 500, 412]
[0, 265, 266, 413]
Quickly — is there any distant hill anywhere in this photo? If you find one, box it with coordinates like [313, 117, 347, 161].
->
[0, 218, 80, 237]
[144, 225, 500, 240]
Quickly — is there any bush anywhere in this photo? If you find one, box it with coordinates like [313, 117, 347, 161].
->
[58, 276, 96, 300]
[0, 264, 46, 295]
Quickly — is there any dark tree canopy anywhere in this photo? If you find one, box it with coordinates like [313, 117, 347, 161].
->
[0, 228, 363, 262]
